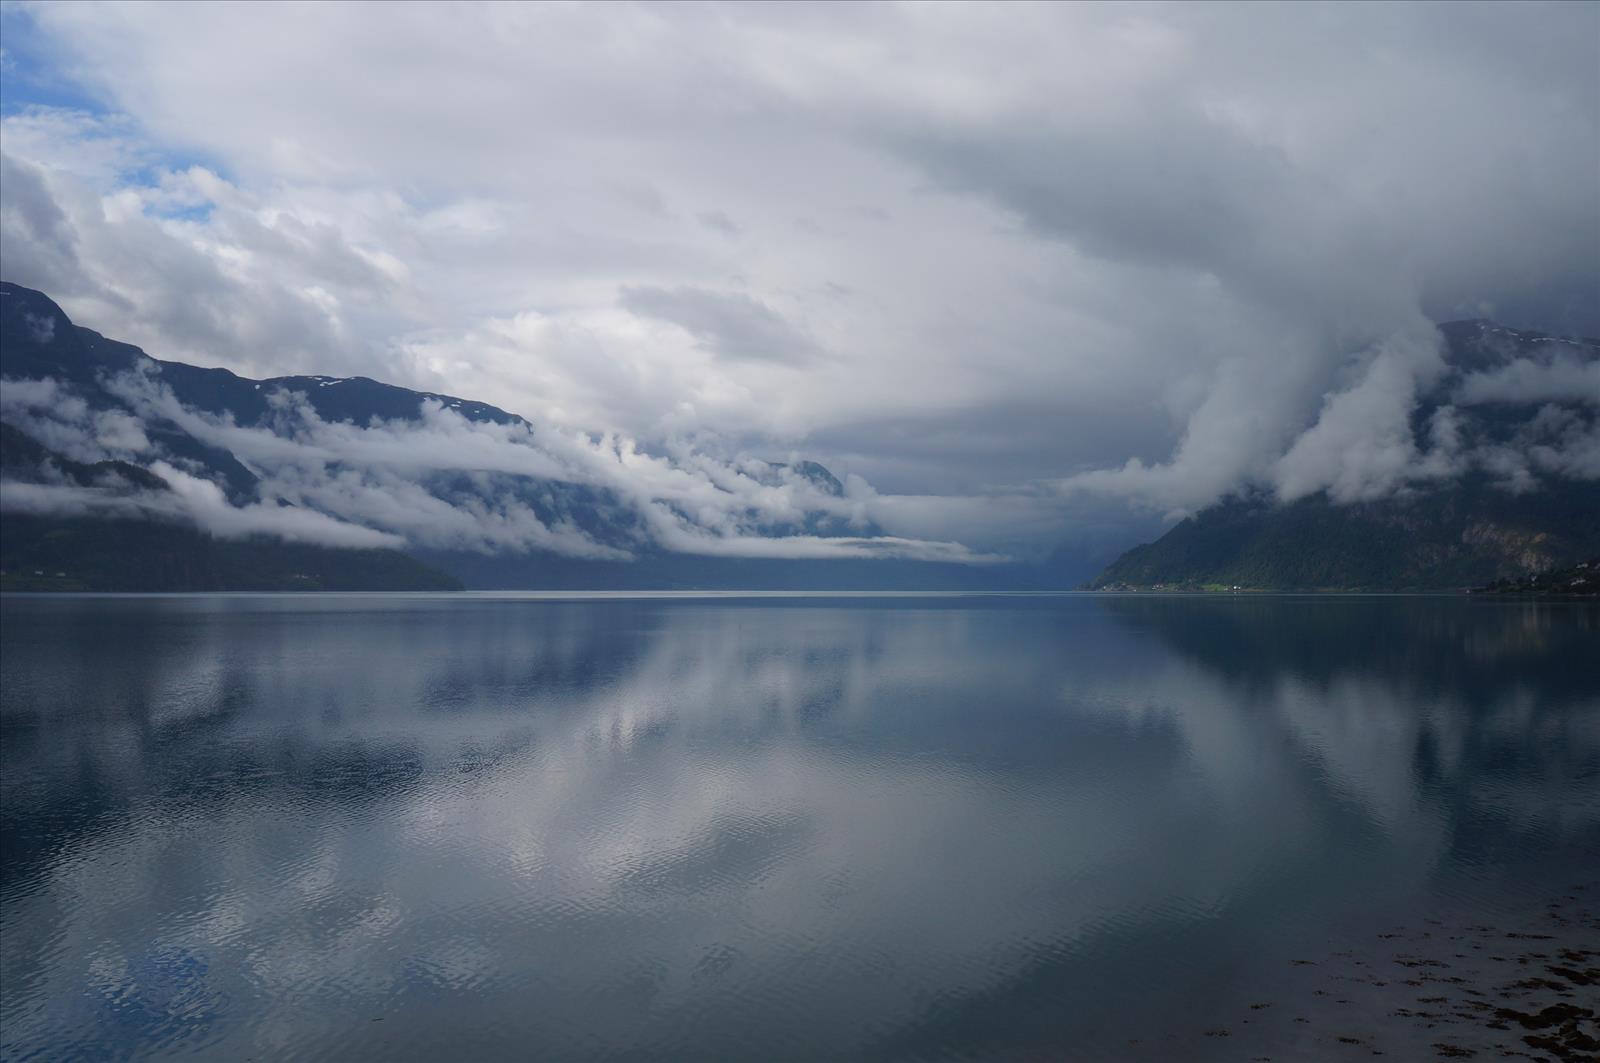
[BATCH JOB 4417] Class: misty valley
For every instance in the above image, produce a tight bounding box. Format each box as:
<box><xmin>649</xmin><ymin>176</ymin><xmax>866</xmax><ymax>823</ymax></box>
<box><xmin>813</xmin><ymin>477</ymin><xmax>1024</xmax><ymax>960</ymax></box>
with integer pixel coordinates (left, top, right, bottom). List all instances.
<box><xmin>2</xmin><ymin>283</ymin><xmax>1597</xmax><ymax>595</ymax></box>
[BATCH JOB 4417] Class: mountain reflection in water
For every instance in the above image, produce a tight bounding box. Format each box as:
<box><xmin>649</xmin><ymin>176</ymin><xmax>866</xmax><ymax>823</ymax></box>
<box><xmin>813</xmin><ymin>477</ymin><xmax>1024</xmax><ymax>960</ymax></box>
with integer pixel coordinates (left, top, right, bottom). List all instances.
<box><xmin>2</xmin><ymin>594</ymin><xmax>1596</xmax><ymax>1061</ymax></box>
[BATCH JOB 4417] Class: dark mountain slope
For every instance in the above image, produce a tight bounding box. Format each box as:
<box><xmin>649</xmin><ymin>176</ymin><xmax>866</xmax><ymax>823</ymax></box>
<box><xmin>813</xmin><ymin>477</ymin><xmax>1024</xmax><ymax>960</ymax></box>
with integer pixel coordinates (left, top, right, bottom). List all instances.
<box><xmin>1091</xmin><ymin>321</ymin><xmax>1600</xmax><ymax>591</ymax></box>
<box><xmin>2</xmin><ymin>282</ymin><xmax>520</xmax><ymax>502</ymax></box>
<box><xmin>0</xmin><ymin>514</ymin><xmax>462</xmax><ymax>592</ymax></box>
<box><xmin>0</xmin><ymin>421</ymin><xmax>460</xmax><ymax>591</ymax></box>
<box><xmin>1091</xmin><ymin>480</ymin><xmax>1600</xmax><ymax>591</ymax></box>
<box><xmin>1</xmin><ymin>420</ymin><xmax>167</xmax><ymax>492</ymax></box>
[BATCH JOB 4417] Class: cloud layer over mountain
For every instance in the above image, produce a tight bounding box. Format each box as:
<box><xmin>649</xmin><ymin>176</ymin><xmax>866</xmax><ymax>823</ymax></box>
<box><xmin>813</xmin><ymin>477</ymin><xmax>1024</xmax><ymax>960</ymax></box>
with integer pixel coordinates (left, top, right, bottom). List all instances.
<box><xmin>1</xmin><ymin>2</ymin><xmax>1595</xmax><ymax>556</ymax></box>
<box><xmin>0</xmin><ymin>320</ymin><xmax>1005</xmax><ymax>562</ymax></box>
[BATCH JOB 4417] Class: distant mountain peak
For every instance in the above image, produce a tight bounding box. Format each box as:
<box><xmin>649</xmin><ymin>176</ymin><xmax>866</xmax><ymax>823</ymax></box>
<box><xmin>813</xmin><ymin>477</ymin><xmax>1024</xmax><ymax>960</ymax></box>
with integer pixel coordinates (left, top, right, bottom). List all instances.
<box><xmin>767</xmin><ymin>459</ymin><xmax>845</xmax><ymax>497</ymax></box>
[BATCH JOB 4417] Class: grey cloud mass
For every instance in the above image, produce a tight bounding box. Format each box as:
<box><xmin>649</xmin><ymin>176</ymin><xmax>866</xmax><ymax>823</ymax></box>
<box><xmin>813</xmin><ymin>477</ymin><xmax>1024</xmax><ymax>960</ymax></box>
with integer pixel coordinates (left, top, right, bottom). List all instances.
<box><xmin>1</xmin><ymin>1</ymin><xmax>1595</xmax><ymax>557</ymax></box>
<box><xmin>1456</xmin><ymin>353</ymin><xmax>1600</xmax><ymax>407</ymax></box>
<box><xmin>618</xmin><ymin>286</ymin><xmax>820</xmax><ymax>365</ymax></box>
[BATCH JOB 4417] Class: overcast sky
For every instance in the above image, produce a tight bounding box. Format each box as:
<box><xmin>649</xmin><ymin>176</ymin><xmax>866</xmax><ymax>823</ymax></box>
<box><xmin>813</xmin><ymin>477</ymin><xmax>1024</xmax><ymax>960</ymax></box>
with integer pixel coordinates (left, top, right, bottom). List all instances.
<box><xmin>1</xmin><ymin>1</ymin><xmax>1596</xmax><ymax>559</ymax></box>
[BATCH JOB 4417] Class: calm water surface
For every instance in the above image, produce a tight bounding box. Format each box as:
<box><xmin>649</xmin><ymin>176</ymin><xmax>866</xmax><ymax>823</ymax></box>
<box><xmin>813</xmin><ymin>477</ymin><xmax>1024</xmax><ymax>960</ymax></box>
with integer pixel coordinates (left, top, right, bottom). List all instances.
<box><xmin>2</xmin><ymin>593</ymin><xmax>1596</xmax><ymax>1061</ymax></box>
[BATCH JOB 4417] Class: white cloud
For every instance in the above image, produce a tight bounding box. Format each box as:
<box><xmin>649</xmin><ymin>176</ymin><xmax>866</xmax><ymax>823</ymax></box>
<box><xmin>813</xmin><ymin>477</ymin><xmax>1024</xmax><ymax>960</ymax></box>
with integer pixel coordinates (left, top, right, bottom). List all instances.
<box><xmin>1456</xmin><ymin>355</ymin><xmax>1600</xmax><ymax>407</ymax></box>
<box><xmin>74</xmin><ymin>367</ymin><xmax>1010</xmax><ymax>561</ymax></box>
<box><xmin>0</xmin><ymin>2</ymin><xmax>1595</xmax><ymax>555</ymax></box>
<box><xmin>0</xmin><ymin>469</ymin><xmax>402</xmax><ymax>551</ymax></box>
<box><xmin>148</xmin><ymin>462</ymin><xmax>405</xmax><ymax>549</ymax></box>
<box><xmin>1272</xmin><ymin>323</ymin><xmax>1446</xmax><ymax>503</ymax></box>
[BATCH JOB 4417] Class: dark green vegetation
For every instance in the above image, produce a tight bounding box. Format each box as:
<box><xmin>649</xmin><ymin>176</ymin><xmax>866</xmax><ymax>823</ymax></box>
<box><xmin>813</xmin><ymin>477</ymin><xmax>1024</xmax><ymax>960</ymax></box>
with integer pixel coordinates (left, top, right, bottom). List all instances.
<box><xmin>0</xmin><ymin>514</ymin><xmax>461</xmax><ymax>592</ymax></box>
<box><xmin>1471</xmin><ymin>557</ymin><xmax>1599</xmax><ymax>597</ymax></box>
<box><xmin>1091</xmin><ymin>482</ymin><xmax>1600</xmax><ymax>591</ymax></box>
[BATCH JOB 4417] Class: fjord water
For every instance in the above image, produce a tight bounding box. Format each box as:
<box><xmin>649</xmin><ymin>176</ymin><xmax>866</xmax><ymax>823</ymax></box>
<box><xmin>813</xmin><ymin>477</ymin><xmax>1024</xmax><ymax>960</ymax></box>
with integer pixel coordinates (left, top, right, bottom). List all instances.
<box><xmin>1</xmin><ymin>594</ymin><xmax>1596</xmax><ymax>1061</ymax></box>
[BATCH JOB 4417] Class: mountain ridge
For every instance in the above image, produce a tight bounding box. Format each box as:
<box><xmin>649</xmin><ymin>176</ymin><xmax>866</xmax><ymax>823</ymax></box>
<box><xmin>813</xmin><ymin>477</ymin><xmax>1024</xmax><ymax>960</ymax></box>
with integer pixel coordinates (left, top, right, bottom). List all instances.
<box><xmin>1</xmin><ymin>281</ymin><xmax>1093</xmax><ymax>589</ymax></box>
<box><xmin>6</xmin><ymin>282</ymin><xmax>1594</xmax><ymax>592</ymax></box>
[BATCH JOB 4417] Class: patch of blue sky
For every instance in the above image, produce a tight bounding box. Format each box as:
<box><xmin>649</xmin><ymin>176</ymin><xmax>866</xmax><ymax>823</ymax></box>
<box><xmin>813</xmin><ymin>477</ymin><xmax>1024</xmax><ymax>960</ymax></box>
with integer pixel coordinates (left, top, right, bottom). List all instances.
<box><xmin>124</xmin><ymin>153</ymin><xmax>222</xmax><ymax>223</ymax></box>
<box><xmin>0</xmin><ymin>3</ymin><xmax>106</xmax><ymax>117</ymax></box>
<box><xmin>1</xmin><ymin>2</ymin><xmax>230</xmax><ymax>212</ymax></box>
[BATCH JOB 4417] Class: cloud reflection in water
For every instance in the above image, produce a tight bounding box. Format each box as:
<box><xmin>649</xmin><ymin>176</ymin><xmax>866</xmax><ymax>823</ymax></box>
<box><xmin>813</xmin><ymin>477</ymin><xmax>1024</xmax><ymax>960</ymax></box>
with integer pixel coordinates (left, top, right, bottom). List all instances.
<box><xmin>2</xmin><ymin>594</ymin><xmax>1596</xmax><ymax>1060</ymax></box>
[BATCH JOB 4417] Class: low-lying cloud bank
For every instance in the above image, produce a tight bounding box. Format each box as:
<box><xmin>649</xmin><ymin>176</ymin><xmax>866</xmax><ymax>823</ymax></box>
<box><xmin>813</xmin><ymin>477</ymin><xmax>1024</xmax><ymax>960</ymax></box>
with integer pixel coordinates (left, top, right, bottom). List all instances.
<box><xmin>1</xmin><ymin>365</ymin><xmax>1007</xmax><ymax>562</ymax></box>
<box><xmin>0</xmin><ymin>475</ymin><xmax>405</xmax><ymax>550</ymax></box>
<box><xmin>4</xmin><ymin>314</ymin><xmax>1596</xmax><ymax>561</ymax></box>
<box><xmin>1060</xmin><ymin>323</ymin><xmax>1600</xmax><ymax>516</ymax></box>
